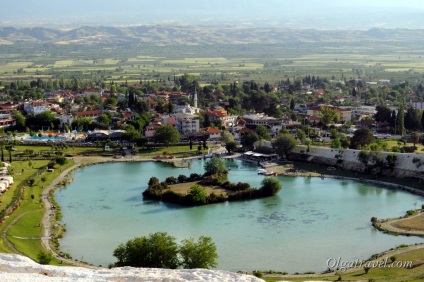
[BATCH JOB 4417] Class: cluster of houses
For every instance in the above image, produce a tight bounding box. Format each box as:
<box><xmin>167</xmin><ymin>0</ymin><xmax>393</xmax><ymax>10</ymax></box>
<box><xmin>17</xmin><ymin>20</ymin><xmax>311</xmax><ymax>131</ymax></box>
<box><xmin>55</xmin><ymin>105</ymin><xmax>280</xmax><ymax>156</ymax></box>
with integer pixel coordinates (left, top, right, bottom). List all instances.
<box><xmin>1</xmin><ymin>78</ymin><xmax>423</xmax><ymax>142</ymax></box>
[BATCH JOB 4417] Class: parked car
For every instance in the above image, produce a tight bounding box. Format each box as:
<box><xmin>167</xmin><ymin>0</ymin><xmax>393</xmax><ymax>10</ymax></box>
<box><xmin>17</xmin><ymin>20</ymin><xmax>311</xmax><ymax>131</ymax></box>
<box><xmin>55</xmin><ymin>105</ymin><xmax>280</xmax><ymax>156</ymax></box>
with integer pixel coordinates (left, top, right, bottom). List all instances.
<box><xmin>313</xmin><ymin>137</ymin><xmax>323</xmax><ymax>142</ymax></box>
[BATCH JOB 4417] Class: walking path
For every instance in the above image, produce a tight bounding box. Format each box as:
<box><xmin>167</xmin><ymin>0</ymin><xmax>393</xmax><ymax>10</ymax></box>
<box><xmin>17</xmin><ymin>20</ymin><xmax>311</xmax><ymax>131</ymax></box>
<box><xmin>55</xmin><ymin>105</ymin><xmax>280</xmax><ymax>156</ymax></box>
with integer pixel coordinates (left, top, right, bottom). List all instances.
<box><xmin>378</xmin><ymin>212</ymin><xmax>424</xmax><ymax>236</ymax></box>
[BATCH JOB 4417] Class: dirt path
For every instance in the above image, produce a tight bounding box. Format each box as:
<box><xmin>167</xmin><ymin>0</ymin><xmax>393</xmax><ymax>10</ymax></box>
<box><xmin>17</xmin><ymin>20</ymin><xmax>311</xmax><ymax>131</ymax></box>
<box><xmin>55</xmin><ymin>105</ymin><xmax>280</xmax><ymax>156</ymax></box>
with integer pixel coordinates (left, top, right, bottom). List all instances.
<box><xmin>39</xmin><ymin>162</ymin><xmax>95</xmax><ymax>267</ymax></box>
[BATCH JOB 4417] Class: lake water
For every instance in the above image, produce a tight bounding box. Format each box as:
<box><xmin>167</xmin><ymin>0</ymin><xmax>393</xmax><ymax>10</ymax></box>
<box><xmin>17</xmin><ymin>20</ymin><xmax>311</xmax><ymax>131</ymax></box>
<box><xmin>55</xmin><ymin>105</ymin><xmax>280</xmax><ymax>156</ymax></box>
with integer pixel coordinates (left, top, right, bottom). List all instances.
<box><xmin>55</xmin><ymin>159</ymin><xmax>423</xmax><ymax>272</ymax></box>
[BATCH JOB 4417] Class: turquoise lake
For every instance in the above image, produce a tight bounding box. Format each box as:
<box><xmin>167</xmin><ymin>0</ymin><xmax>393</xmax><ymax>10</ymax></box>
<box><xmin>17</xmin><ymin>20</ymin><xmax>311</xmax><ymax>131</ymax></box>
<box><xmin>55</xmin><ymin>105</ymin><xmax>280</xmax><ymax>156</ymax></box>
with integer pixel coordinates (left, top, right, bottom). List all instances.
<box><xmin>55</xmin><ymin>159</ymin><xmax>424</xmax><ymax>272</ymax></box>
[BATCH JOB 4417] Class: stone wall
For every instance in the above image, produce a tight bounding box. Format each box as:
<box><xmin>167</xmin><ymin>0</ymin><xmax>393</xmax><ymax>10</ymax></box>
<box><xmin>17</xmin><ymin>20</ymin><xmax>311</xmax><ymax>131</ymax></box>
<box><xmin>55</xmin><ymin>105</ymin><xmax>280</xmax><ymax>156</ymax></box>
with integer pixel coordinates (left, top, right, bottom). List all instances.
<box><xmin>291</xmin><ymin>145</ymin><xmax>424</xmax><ymax>180</ymax></box>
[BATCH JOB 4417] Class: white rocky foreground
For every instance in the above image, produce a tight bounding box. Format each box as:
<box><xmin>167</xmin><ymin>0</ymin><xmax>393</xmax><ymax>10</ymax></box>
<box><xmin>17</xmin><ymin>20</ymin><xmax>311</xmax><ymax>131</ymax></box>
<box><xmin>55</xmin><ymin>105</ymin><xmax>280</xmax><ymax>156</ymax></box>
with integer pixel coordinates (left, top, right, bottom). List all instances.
<box><xmin>0</xmin><ymin>254</ymin><xmax>264</xmax><ymax>282</ymax></box>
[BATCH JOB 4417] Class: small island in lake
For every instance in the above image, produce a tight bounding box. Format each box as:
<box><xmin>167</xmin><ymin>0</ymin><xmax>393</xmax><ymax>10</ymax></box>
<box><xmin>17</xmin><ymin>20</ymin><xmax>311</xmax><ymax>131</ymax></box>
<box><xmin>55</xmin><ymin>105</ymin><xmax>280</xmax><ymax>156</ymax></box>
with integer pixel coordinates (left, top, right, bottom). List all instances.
<box><xmin>142</xmin><ymin>158</ymin><xmax>282</xmax><ymax>206</ymax></box>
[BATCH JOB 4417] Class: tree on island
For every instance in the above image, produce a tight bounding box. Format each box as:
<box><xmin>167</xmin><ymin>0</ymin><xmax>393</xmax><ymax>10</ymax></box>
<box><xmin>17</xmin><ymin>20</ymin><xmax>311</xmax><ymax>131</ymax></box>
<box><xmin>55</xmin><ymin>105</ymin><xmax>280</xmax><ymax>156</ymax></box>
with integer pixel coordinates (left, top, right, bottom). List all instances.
<box><xmin>187</xmin><ymin>185</ymin><xmax>208</xmax><ymax>205</ymax></box>
<box><xmin>259</xmin><ymin>177</ymin><xmax>282</xmax><ymax>196</ymax></box>
<box><xmin>154</xmin><ymin>125</ymin><xmax>180</xmax><ymax>147</ymax></box>
<box><xmin>203</xmin><ymin>157</ymin><xmax>227</xmax><ymax>176</ymax></box>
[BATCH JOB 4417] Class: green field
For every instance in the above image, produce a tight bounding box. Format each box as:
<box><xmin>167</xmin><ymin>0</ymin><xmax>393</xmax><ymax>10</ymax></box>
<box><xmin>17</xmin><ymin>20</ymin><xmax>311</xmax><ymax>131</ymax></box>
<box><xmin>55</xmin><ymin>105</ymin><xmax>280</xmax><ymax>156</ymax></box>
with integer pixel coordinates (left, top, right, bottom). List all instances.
<box><xmin>2</xmin><ymin>42</ymin><xmax>424</xmax><ymax>84</ymax></box>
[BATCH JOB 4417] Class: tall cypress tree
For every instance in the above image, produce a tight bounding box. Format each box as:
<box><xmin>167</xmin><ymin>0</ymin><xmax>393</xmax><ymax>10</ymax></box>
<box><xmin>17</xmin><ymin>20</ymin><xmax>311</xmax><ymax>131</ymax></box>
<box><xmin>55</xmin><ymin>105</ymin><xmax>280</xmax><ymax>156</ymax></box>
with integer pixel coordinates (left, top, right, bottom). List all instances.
<box><xmin>421</xmin><ymin>110</ymin><xmax>424</xmax><ymax>130</ymax></box>
<box><xmin>290</xmin><ymin>98</ymin><xmax>295</xmax><ymax>110</ymax></box>
<box><xmin>396</xmin><ymin>103</ymin><xmax>405</xmax><ymax>136</ymax></box>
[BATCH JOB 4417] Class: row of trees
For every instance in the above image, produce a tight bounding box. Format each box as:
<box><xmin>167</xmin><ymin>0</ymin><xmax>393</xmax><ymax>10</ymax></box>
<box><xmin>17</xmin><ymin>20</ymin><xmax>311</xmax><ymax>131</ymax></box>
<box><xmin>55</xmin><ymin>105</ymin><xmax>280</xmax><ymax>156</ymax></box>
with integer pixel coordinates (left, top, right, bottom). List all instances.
<box><xmin>113</xmin><ymin>232</ymin><xmax>218</xmax><ymax>269</ymax></box>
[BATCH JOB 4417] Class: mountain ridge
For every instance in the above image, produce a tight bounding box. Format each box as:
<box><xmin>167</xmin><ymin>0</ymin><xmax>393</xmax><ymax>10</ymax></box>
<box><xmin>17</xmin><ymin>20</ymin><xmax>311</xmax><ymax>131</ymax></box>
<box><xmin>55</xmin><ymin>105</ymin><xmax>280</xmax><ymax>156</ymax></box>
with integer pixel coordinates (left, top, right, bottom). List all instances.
<box><xmin>1</xmin><ymin>25</ymin><xmax>424</xmax><ymax>45</ymax></box>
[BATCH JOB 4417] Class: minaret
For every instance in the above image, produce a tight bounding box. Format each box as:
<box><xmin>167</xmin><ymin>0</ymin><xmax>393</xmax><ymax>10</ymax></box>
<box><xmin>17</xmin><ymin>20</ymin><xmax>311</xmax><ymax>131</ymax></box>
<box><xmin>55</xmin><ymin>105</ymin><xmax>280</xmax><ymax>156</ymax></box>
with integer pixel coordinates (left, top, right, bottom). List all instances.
<box><xmin>193</xmin><ymin>88</ymin><xmax>198</xmax><ymax>108</ymax></box>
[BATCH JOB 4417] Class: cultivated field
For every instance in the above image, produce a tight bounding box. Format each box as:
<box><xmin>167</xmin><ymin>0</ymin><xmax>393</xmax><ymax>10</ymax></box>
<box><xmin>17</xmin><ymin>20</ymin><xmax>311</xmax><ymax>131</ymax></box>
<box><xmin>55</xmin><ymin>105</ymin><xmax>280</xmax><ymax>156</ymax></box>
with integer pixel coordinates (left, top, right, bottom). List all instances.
<box><xmin>2</xmin><ymin>42</ymin><xmax>424</xmax><ymax>84</ymax></box>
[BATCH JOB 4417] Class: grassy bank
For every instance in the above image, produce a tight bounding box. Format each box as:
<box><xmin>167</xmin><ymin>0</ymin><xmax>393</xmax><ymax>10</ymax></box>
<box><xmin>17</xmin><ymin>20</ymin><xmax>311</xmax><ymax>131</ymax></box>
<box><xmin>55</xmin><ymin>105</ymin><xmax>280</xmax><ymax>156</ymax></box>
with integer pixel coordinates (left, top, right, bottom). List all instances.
<box><xmin>0</xmin><ymin>159</ymin><xmax>74</xmax><ymax>265</ymax></box>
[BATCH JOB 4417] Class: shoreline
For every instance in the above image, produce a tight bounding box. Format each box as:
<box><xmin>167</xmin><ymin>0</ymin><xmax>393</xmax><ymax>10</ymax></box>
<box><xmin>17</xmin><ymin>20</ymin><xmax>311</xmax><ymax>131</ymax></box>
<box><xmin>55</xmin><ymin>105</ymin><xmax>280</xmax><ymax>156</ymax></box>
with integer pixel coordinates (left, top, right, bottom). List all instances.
<box><xmin>42</xmin><ymin>155</ymin><xmax>424</xmax><ymax>275</ymax></box>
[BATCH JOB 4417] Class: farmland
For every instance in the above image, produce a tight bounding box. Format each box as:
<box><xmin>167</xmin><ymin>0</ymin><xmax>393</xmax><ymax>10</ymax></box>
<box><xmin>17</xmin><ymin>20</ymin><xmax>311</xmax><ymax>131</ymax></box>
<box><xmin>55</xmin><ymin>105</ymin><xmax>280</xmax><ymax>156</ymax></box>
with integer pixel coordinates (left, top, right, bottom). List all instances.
<box><xmin>1</xmin><ymin>40</ymin><xmax>424</xmax><ymax>85</ymax></box>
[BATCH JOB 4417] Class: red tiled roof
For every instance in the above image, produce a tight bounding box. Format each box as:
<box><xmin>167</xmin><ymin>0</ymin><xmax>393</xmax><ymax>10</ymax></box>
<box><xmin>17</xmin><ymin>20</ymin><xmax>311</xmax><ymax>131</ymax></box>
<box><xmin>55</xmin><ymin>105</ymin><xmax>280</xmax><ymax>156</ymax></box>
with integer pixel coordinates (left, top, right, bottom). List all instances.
<box><xmin>203</xmin><ymin>127</ymin><xmax>221</xmax><ymax>134</ymax></box>
<box><xmin>75</xmin><ymin>110</ymin><xmax>101</xmax><ymax>116</ymax></box>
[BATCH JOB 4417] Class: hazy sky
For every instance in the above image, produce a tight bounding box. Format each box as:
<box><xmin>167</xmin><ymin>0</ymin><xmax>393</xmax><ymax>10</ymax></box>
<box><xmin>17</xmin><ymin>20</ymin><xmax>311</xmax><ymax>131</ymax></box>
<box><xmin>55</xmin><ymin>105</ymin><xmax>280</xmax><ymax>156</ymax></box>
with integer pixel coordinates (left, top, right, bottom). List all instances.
<box><xmin>1</xmin><ymin>0</ymin><xmax>424</xmax><ymax>29</ymax></box>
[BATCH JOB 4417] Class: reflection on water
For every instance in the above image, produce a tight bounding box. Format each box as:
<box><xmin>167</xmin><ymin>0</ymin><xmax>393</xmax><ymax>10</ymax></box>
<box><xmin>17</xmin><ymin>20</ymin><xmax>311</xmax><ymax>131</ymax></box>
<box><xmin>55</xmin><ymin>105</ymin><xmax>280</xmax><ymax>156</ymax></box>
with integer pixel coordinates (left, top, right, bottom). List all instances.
<box><xmin>55</xmin><ymin>159</ymin><xmax>423</xmax><ymax>272</ymax></box>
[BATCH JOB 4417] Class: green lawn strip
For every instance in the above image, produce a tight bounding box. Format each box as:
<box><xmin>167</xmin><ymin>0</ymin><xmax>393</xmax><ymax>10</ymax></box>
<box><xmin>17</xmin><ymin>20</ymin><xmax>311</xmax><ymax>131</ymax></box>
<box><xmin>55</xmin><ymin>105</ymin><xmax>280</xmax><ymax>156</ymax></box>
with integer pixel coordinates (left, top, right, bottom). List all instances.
<box><xmin>138</xmin><ymin>145</ymin><xmax>208</xmax><ymax>158</ymax></box>
<box><xmin>12</xmin><ymin>145</ymin><xmax>106</xmax><ymax>157</ymax></box>
<box><xmin>0</xmin><ymin>159</ymin><xmax>74</xmax><ymax>265</ymax></box>
<box><xmin>8</xmin><ymin>210</ymin><xmax>43</xmax><ymax>238</ymax></box>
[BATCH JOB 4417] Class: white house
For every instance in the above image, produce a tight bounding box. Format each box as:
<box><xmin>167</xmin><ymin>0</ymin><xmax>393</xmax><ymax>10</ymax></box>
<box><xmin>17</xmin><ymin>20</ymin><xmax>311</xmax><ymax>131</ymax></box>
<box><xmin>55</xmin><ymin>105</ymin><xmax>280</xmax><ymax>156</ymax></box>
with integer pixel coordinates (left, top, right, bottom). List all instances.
<box><xmin>24</xmin><ymin>101</ymin><xmax>47</xmax><ymax>115</ymax></box>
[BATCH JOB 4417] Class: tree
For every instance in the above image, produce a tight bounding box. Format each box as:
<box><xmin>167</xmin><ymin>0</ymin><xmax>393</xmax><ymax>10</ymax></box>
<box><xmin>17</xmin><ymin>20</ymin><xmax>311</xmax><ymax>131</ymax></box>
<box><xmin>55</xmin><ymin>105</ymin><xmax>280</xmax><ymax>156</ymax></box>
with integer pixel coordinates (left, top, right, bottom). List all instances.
<box><xmin>154</xmin><ymin>125</ymin><xmax>180</xmax><ymax>146</ymax></box>
<box><xmin>331</xmin><ymin>138</ymin><xmax>342</xmax><ymax>148</ymax></box>
<box><xmin>374</xmin><ymin>105</ymin><xmax>392</xmax><ymax>123</ymax></box>
<box><xmin>203</xmin><ymin>157</ymin><xmax>226</xmax><ymax>176</ymax></box>
<box><xmin>113</xmin><ymin>232</ymin><xmax>179</xmax><ymax>268</ymax></box>
<box><xmin>386</xmin><ymin>154</ymin><xmax>398</xmax><ymax>169</ymax></box>
<box><xmin>272</xmin><ymin>134</ymin><xmax>297</xmax><ymax>159</ymax></box>
<box><xmin>96</xmin><ymin>113</ymin><xmax>111</xmax><ymax>129</ymax></box>
<box><xmin>396</xmin><ymin>103</ymin><xmax>405</xmax><ymax>136</ymax></box>
<box><xmin>123</xmin><ymin>125</ymin><xmax>141</xmax><ymax>142</ymax></box>
<box><xmin>349</xmin><ymin>128</ymin><xmax>375</xmax><ymax>149</ymax></box>
<box><xmin>37</xmin><ymin>251</ymin><xmax>52</xmax><ymax>265</ymax></box>
<box><xmin>179</xmin><ymin>236</ymin><xmax>218</xmax><ymax>269</ymax></box>
<box><xmin>318</xmin><ymin>106</ymin><xmax>339</xmax><ymax>126</ymax></box>
<box><xmin>255</xmin><ymin>125</ymin><xmax>271</xmax><ymax>140</ymax></box>
<box><xmin>289</xmin><ymin>98</ymin><xmax>295</xmax><ymax>110</ymax></box>
<box><xmin>411</xmin><ymin>132</ymin><xmax>420</xmax><ymax>148</ymax></box>
<box><xmin>357</xmin><ymin>151</ymin><xmax>371</xmax><ymax>166</ymax></box>
<box><xmin>187</xmin><ymin>185</ymin><xmax>208</xmax><ymax>205</ymax></box>
<box><xmin>240</xmin><ymin>132</ymin><xmax>259</xmax><ymax>148</ymax></box>
<box><xmin>221</xmin><ymin>130</ymin><xmax>234</xmax><ymax>144</ymax></box>
<box><xmin>421</xmin><ymin>111</ymin><xmax>424</xmax><ymax>129</ymax></box>
<box><xmin>404</xmin><ymin>108</ymin><xmax>421</xmax><ymax>131</ymax></box>
<box><xmin>12</xmin><ymin>110</ymin><xmax>25</xmax><ymax>129</ymax></box>
<box><xmin>148</xmin><ymin>176</ymin><xmax>159</xmax><ymax>186</ymax></box>
<box><xmin>225</xmin><ymin>141</ymin><xmax>237</xmax><ymax>154</ymax></box>
<box><xmin>296</xmin><ymin>129</ymin><xmax>306</xmax><ymax>144</ymax></box>
<box><xmin>55</xmin><ymin>156</ymin><xmax>68</xmax><ymax>165</ymax></box>
<box><xmin>259</xmin><ymin>177</ymin><xmax>282</xmax><ymax>196</ymax></box>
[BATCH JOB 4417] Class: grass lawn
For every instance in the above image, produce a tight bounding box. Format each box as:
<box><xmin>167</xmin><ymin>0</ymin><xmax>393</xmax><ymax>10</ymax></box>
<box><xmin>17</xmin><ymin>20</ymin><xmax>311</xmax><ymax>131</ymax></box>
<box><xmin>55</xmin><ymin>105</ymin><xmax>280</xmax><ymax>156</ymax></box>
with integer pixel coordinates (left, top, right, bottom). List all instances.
<box><xmin>169</xmin><ymin>181</ymin><xmax>230</xmax><ymax>196</ymax></box>
<box><xmin>138</xmin><ymin>145</ymin><xmax>208</xmax><ymax>158</ymax></box>
<box><xmin>385</xmin><ymin>140</ymin><xmax>424</xmax><ymax>154</ymax></box>
<box><xmin>0</xmin><ymin>158</ymin><xmax>74</xmax><ymax>265</ymax></box>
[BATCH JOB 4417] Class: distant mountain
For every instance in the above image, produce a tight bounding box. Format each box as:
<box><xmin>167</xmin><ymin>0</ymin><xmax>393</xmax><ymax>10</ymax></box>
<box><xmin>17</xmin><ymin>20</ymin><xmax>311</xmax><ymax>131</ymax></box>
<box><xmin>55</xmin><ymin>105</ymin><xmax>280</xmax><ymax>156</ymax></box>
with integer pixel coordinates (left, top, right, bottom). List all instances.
<box><xmin>1</xmin><ymin>25</ymin><xmax>424</xmax><ymax>45</ymax></box>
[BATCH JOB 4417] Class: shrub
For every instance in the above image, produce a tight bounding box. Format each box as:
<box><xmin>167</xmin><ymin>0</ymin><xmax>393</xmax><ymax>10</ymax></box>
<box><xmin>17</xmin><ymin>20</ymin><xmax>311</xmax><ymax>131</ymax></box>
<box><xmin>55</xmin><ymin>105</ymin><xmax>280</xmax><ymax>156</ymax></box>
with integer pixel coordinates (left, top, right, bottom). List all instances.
<box><xmin>188</xmin><ymin>173</ymin><xmax>201</xmax><ymax>181</ymax></box>
<box><xmin>186</xmin><ymin>185</ymin><xmax>208</xmax><ymax>205</ymax></box>
<box><xmin>37</xmin><ymin>251</ymin><xmax>52</xmax><ymax>265</ymax></box>
<box><xmin>148</xmin><ymin>176</ymin><xmax>159</xmax><ymax>186</ymax></box>
<box><xmin>177</xmin><ymin>174</ymin><xmax>188</xmax><ymax>183</ymax></box>
<box><xmin>55</xmin><ymin>156</ymin><xmax>68</xmax><ymax>165</ymax></box>
<box><xmin>165</xmin><ymin>176</ymin><xmax>177</xmax><ymax>184</ymax></box>
<box><xmin>253</xmin><ymin>271</ymin><xmax>263</xmax><ymax>278</ymax></box>
<box><xmin>259</xmin><ymin>177</ymin><xmax>282</xmax><ymax>196</ymax></box>
<box><xmin>179</xmin><ymin>236</ymin><xmax>218</xmax><ymax>269</ymax></box>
